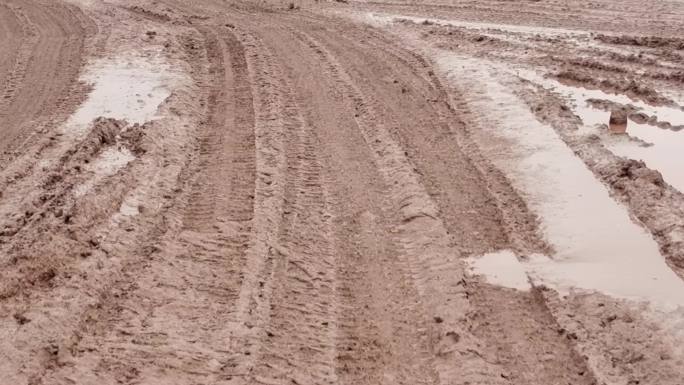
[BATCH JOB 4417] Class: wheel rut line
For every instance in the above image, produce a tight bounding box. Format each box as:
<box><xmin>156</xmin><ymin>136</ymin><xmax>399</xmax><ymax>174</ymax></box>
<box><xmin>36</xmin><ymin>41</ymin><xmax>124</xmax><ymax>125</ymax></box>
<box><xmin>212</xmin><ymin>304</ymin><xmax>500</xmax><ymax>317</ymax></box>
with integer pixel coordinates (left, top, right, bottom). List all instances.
<box><xmin>329</xmin><ymin>24</ymin><xmax>599</xmax><ymax>382</ymax></box>
<box><xmin>18</xmin><ymin>21</ymin><xmax>248</xmax><ymax>384</ymax></box>
<box><xmin>203</xmin><ymin>25</ymin><xmax>343</xmax><ymax>385</ymax></box>
<box><xmin>251</xmin><ymin>49</ymin><xmax>340</xmax><ymax>385</ymax></box>
<box><xmin>215</xmin><ymin>29</ymin><xmax>294</xmax><ymax>384</ymax></box>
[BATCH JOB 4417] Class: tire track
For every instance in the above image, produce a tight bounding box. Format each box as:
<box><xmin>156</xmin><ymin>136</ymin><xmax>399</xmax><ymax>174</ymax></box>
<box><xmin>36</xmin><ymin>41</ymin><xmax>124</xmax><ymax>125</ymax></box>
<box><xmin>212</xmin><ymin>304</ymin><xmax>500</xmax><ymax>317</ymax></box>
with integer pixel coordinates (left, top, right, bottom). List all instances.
<box><xmin>0</xmin><ymin>2</ymin><xmax>20</xmax><ymax>72</ymax></box>
<box><xmin>205</xmin><ymin>27</ymin><xmax>342</xmax><ymax>385</ymax></box>
<box><xmin>247</xmin><ymin>64</ymin><xmax>339</xmax><ymax>385</ymax></box>
<box><xmin>289</xmin><ymin>29</ymin><xmax>510</xmax><ymax>385</ymax></box>
<box><xmin>0</xmin><ymin>0</ymin><xmax>90</xmax><ymax>160</ymax></box>
<box><xmin>35</xmin><ymin>23</ymin><xmax>260</xmax><ymax>385</ymax></box>
<box><xmin>307</xmin><ymin>21</ymin><xmax>601</xmax><ymax>384</ymax></box>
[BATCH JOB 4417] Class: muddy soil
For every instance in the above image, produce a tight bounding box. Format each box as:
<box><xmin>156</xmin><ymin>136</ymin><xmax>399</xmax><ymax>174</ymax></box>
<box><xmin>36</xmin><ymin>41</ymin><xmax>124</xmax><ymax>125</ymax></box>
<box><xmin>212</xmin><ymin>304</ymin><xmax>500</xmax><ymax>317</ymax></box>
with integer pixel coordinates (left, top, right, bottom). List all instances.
<box><xmin>1</xmin><ymin>1</ymin><xmax>684</xmax><ymax>384</ymax></box>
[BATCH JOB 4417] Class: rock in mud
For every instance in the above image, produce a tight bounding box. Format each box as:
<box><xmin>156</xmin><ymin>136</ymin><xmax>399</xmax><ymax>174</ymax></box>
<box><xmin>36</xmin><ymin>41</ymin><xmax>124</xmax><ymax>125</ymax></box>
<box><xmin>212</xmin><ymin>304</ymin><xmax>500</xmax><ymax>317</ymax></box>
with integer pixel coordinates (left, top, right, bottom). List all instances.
<box><xmin>609</xmin><ymin>109</ymin><xmax>628</xmax><ymax>134</ymax></box>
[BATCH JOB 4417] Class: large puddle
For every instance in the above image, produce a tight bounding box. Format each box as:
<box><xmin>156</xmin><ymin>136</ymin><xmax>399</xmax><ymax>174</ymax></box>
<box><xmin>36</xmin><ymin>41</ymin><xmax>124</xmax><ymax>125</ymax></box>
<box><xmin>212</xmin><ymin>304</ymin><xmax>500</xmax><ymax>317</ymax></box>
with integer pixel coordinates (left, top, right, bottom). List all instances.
<box><xmin>436</xmin><ymin>51</ymin><xmax>684</xmax><ymax>310</ymax></box>
<box><xmin>63</xmin><ymin>54</ymin><xmax>173</xmax><ymax>138</ymax></box>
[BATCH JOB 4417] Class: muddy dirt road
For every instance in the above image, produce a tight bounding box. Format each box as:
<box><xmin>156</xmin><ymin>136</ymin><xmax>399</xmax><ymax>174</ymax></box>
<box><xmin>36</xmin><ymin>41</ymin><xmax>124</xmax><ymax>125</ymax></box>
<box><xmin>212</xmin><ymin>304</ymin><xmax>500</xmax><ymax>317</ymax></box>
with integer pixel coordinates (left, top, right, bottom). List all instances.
<box><xmin>1</xmin><ymin>0</ymin><xmax>684</xmax><ymax>384</ymax></box>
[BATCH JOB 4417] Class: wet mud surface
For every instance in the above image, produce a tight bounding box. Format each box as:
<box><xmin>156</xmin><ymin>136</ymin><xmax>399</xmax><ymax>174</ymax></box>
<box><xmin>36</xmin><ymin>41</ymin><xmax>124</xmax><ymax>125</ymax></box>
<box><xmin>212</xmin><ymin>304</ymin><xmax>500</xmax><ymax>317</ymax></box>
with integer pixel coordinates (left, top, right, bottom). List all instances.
<box><xmin>1</xmin><ymin>0</ymin><xmax>684</xmax><ymax>384</ymax></box>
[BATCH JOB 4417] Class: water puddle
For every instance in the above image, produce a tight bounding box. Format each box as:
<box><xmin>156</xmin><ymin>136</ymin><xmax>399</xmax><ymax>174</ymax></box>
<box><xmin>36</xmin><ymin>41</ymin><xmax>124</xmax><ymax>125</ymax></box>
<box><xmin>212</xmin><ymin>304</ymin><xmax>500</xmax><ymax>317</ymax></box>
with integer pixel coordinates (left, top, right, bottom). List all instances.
<box><xmin>466</xmin><ymin>251</ymin><xmax>531</xmax><ymax>291</ymax></box>
<box><xmin>510</xmin><ymin>69</ymin><xmax>684</xmax><ymax>192</ymax></box>
<box><xmin>436</xmin><ymin>51</ymin><xmax>684</xmax><ymax>310</ymax></box>
<box><xmin>63</xmin><ymin>54</ymin><xmax>174</xmax><ymax>138</ymax></box>
<box><xmin>438</xmin><ymin>52</ymin><xmax>684</xmax><ymax>193</ymax></box>
<box><xmin>64</xmin><ymin>53</ymin><xmax>180</xmax><ymax>200</ymax></box>
<box><xmin>515</xmin><ymin>70</ymin><xmax>684</xmax><ymax>128</ymax></box>
<box><xmin>606</xmin><ymin>123</ymin><xmax>684</xmax><ymax>192</ymax></box>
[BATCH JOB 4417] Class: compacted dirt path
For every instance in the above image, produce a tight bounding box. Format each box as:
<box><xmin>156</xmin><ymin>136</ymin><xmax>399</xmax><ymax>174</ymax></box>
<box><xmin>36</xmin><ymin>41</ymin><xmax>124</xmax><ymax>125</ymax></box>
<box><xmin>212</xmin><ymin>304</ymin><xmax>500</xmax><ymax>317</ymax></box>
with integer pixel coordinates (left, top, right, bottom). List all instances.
<box><xmin>1</xmin><ymin>1</ymin><xmax>684</xmax><ymax>384</ymax></box>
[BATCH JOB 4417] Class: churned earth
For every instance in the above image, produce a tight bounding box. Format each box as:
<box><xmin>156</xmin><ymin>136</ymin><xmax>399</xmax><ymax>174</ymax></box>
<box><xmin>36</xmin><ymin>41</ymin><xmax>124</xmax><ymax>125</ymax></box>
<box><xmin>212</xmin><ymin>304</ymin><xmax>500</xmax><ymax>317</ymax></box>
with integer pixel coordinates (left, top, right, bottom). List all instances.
<box><xmin>1</xmin><ymin>0</ymin><xmax>684</xmax><ymax>384</ymax></box>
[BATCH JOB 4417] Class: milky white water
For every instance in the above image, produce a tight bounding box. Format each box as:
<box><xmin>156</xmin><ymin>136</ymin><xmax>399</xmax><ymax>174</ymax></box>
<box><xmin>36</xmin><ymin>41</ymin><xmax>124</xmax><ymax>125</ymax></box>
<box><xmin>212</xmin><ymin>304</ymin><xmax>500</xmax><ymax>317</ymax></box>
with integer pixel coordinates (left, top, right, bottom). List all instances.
<box><xmin>436</xmin><ymin>51</ymin><xmax>684</xmax><ymax>310</ymax></box>
<box><xmin>466</xmin><ymin>251</ymin><xmax>531</xmax><ymax>291</ymax></box>
<box><xmin>514</xmin><ymin>70</ymin><xmax>684</xmax><ymax>129</ymax></box>
<box><xmin>606</xmin><ymin>123</ymin><xmax>684</xmax><ymax>192</ymax></box>
<box><xmin>65</xmin><ymin>53</ymin><xmax>180</xmax><ymax>198</ymax></box>
<box><xmin>429</xmin><ymin>50</ymin><xmax>684</xmax><ymax>194</ymax></box>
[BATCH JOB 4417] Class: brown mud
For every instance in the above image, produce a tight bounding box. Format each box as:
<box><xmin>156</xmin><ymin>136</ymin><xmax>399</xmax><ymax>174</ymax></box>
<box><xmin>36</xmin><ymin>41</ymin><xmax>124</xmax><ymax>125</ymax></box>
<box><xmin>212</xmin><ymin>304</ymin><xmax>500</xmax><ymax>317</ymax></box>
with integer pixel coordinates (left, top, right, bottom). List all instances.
<box><xmin>1</xmin><ymin>1</ymin><xmax>684</xmax><ymax>384</ymax></box>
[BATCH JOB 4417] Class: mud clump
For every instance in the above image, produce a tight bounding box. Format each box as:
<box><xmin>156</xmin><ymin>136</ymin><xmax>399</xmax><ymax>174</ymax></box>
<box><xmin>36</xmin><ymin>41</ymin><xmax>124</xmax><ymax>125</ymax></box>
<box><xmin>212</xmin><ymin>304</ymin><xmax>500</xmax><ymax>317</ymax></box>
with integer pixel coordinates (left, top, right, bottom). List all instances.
<box><xmin>90</xmin><ymin>117</ymin><xmax>123</xmax><ymax>146</ymax></box>
<box><xmin>611</xmin><ymin>159</ymin><xmax>665</xmax><ymax>189</ymax></box>
<box><xmin>563</xmin><ymin>57</ymin><xmax>627</xmax><ymax>74</ymax></box>
<box><xmin>648</xmin><ymin>70</ymin><xmax>684</xmax><ymax>84</ymax></box>
<box><xmin>609</xmin><ymin>110</ymin><xmax>628</xmax><ymax>134</ymax></box>
<box><xmin>120</xmin><ymin>123</ymin><xmax>149</xmax><ymax>155</ymax></box>
<box><xmin>587</xmin><ymin>99</ymin><xmax>681</xmax><ymax>130</ymax></box>
<box><xmin>556</xmin><ymin>69</ymin><xmax>592</xmax><ymax>84</ymax></box>
<box><xmin>595</xmin><ymin>34</ymin><xmax>684</xmax><ymax>50</ymax></box>
<box><xmin>73</xmin><ymin>117</ymin><xmax>126</xmax><ymax>159</ymax></box>
<box><xmin>127</xmin><ymin>6</ymin><xmax>172</xmax><ymax>22</ymax></box>
<box><xmin>628</xmin><ymin>112</ymin><xmax>649</xmax><ymax>124</ymax></box>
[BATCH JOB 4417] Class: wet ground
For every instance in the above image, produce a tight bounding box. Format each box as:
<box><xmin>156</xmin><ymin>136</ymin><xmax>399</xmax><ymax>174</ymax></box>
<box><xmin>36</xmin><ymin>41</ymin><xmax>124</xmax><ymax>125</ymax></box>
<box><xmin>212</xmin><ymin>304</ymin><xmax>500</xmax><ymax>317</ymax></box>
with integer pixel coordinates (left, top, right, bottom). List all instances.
<box><xmin>1</xmin><ymin>1</ymin><xmax>684</xmax><ymax>384</ymax></box>
<box><xmin>437</xmin><ymin>50</ymin><xmax>684</xmax><ymax>308</ymax></box>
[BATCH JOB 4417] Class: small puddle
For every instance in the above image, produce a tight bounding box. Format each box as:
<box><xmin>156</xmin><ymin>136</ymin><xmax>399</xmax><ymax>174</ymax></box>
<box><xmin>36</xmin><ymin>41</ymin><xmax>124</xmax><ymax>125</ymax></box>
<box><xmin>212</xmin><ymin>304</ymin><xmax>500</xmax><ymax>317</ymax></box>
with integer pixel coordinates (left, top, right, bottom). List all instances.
<box><xmin>63</xmin><ymin>54</ymin><xmax>174</xmax><ymax>138</ymax></box>
<box><xmin>466</xmin><ymin>251</ymin><xmax>531</xmax><ymax>291</ymax></box>
<box><xmin>606</xmin><ymin>123</ymin><xmax>684</xmax><ymax>192</ymax></box>
<box><xmin>436</xmin><ymin>51</ymin><xmax>684</xmax><ymax>310</ymax></box>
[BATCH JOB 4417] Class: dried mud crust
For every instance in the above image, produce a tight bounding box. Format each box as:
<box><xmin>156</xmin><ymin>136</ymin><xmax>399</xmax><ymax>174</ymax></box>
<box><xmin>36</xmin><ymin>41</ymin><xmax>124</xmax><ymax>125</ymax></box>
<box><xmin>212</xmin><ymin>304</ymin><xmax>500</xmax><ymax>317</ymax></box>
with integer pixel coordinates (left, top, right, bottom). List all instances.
<box><xmin>0</xmin><ymin>0</ymin><xmax>683</xmax><ymax>384</ymax></box>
